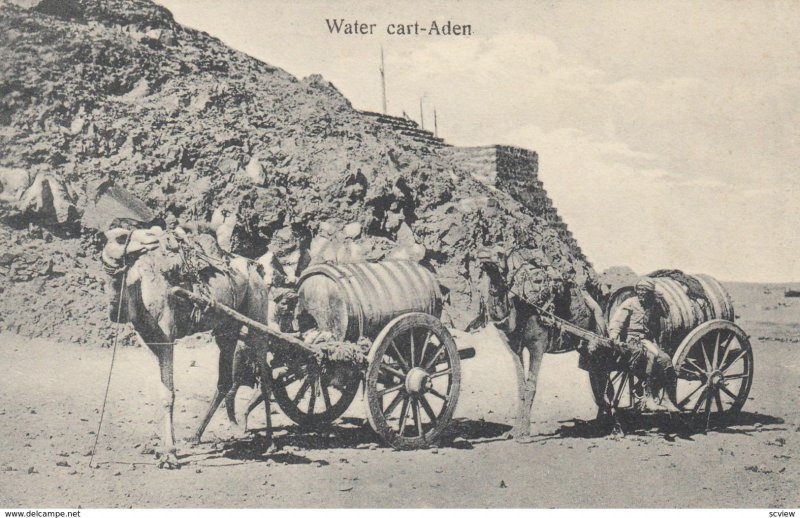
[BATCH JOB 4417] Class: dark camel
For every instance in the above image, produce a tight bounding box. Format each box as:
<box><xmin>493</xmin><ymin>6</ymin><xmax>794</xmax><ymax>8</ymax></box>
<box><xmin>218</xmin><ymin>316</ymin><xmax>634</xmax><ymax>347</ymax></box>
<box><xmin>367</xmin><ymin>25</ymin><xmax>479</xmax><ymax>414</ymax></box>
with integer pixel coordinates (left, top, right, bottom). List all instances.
<box><xmin>475</xmin><ymin>251</ymin><xmax>616</xmax><ymax>440</ymax></box>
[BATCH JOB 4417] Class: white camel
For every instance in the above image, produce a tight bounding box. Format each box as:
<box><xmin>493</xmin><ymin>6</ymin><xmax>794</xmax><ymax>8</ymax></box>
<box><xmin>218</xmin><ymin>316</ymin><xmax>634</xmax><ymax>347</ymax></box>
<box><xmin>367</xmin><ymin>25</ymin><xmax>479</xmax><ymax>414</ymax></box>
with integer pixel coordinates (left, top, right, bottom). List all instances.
<box><xmin>102</xmin><ymin>226</ymin><xmax>272</xmax><ymax>468</ymax></box>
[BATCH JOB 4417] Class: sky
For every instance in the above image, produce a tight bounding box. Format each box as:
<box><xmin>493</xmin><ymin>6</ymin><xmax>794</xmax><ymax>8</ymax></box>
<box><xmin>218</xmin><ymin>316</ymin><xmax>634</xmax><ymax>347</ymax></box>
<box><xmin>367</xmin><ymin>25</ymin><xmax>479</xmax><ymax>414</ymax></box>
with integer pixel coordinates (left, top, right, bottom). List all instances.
<box><xmin>156</xmin><ymin>0</ymin><xmax>800</xmax><ymax>282</ymax></box>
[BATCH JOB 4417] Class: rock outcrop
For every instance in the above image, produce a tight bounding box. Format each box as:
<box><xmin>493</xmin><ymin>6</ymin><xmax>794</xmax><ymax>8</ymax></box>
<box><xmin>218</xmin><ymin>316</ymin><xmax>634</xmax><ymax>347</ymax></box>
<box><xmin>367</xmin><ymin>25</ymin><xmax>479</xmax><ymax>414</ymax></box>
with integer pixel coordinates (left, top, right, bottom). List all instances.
<box><xmin>0</xmin><ymin>0</ymin><xmax>596</xmax><ymax>341</ymax></box>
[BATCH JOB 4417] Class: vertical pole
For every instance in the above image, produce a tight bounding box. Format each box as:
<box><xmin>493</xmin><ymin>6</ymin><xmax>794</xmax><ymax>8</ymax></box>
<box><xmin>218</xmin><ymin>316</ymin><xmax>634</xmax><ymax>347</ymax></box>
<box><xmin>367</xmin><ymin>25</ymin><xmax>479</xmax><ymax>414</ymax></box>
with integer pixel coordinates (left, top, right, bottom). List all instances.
<box><xmin>434</xmin><ymin>106</ymin><xmax>438</xmax><ymax>138</ymax></box>
<box><xmin>380</xmin><ymin>46</ymin><xmax>387</xmax><ymax>114</ymax></box>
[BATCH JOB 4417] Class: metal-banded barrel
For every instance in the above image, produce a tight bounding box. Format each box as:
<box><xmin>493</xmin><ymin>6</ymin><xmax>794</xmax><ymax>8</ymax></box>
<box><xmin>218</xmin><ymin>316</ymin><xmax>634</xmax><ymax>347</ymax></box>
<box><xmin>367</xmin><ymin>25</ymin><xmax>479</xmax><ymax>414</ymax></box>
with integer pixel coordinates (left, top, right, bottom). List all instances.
<box><xmin>692</xmin><ymin>273</ymin><xmax>734</xmax><ymax>321</ymax></box>
<box><xmin>296</xmin><ymin>261</ymin><xmax>442</xmax><ymax>341</ymax></box>
<box><xmin>606</xmin><ymin>272</ymin><xmax>735</xmax><ymax>355</ymax></box>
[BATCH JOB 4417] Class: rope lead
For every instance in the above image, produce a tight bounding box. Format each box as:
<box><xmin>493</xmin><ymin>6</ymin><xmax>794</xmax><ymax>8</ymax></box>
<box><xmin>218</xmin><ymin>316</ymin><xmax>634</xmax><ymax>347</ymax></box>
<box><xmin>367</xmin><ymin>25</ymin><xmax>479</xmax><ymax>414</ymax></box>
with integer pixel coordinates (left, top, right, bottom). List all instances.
<box><xmin>89</xmin><ymin>271</ymin><xmax>127</xmax><ymax>469</ymax></box>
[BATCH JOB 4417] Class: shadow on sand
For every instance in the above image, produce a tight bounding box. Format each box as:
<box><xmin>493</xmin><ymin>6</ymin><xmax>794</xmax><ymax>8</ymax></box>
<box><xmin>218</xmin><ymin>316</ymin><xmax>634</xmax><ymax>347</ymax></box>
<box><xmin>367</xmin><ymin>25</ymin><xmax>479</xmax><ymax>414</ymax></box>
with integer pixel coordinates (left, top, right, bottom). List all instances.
<box><xmin>181</xmin><ymin>417</ymin><xmax>513</xmax><ymax>465</ymax></box>
<box><xmin>553</xmin><ymin>410</ymin><xmax>785</xmax><ymax>442</ymax></box>
<box><xmin>178</xmin><ymin>411</ymin><xmax>784</xmax><ymax>466</ymax></box>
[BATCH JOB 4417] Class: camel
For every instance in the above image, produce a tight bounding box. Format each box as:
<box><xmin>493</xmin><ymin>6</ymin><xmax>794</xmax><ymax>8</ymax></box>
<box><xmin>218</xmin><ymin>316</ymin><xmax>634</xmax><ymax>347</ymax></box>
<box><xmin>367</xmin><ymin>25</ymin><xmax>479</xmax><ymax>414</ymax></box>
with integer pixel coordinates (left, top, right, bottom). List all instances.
<box><xmin>473</xmin><ymin>248</ymin><xmax>615</xmax><ymax>441</ymax></box>
<box><xmin>102</xmin><ymin>225</ymin><xmax>273</xmax><ymax>468</ymax></box>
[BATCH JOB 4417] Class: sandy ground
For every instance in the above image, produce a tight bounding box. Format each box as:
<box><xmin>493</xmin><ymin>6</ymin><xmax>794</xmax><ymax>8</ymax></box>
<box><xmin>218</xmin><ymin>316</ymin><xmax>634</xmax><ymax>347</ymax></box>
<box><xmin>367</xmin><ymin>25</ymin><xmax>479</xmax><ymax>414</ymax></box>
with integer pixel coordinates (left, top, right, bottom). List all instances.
<box><xmin>1</xmin><ymin>290</ymin><xmax>799</xmax><ymax>508</ymax></box>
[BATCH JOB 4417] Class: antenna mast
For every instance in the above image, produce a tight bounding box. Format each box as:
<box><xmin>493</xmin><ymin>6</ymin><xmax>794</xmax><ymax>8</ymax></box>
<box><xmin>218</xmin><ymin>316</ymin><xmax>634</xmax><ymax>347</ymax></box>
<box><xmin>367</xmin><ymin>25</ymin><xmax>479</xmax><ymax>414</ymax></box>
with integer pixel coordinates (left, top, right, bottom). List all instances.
<box><xmin>380</xmin><ymin>47</ymin><xmax>387</xmax><ymax>114</ymax></box>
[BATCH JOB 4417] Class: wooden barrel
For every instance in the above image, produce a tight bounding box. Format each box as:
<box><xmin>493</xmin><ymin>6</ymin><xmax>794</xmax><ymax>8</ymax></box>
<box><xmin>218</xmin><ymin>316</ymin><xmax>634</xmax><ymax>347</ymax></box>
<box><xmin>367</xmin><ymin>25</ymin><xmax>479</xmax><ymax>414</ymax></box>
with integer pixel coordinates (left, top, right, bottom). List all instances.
<box><xmin>605</xmin><ymin>272</ymin><xmax>735</xmax><ymax>355</ymax></box>
<box><xmin>296</xmin><ymin>261</ymin><xmax>442</xmax><ymax>341</ymax></box>
<box><xmin>693</xmin><ymin>273</ymin><xmax>735</xmax><ymax>321</ymax></box>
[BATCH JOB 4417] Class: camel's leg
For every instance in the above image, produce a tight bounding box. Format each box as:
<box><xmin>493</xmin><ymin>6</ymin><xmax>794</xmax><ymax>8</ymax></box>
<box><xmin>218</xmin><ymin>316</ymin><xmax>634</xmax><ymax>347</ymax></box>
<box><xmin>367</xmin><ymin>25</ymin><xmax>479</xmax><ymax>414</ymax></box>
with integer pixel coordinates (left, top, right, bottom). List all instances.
<box><xmin>581</xmin><ymin>290</ymin><xmax>608</xmax><ymax>336</ymax></box>
<box><xmin>659</xmin><ymin>380</ymin><xmax>682</xmax><ymax>414</ymax></box>
<box><xmin>225</xmin><ymin>340</ymin><xmax>252</xmax><ymax>426</ymax></box>
<box><xmin>223</xmin><ymin>384</ymin><xmax>240</xmax><ymax>426</ymax></box>
<box><xmin>590</xmin><ymin>370</ymin><xmax>623</xmax><ymax>436</ymax></box>
<box><xmin>242</xmin><ymin>390</ymin><xmax>264</xmax><ymax>433</ymax></box>
<box><xmin>147</xmin><ymin>341</ymin><xmax>180</xmax><ymax>469</ymax></box>
<box><xmin>514</xmin><ymin>342</ymin><xmax>546</xmax><ymax>442</ymax></box>
<box><xmin>258</xmin><ymin>348</ymin><xmax>275</xmax><ymax>452</ymax></box>
<box><xmin>494</xmin><ymin>329</ymin><xmax>527</xmax><ymax>440</ymax></box>
<box><xmin>589</xmin><ymin>370</ymin><xmax>613</xmax><ymax>420</ymax></box>
<box><xmin>191</xmin><ymin>327</ymin><xmax>240</xmax><ymax>444</ymax></box>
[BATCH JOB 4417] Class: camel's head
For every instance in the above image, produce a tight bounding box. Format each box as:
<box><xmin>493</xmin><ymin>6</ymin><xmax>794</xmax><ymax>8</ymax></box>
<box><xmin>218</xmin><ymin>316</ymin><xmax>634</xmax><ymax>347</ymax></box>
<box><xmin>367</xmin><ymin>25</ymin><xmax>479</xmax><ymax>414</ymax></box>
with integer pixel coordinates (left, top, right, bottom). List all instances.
<box><xmin>471</xmin><ymin>246</ymin><xmax>517</xmax><ymax>328</ymax></box>
<box><xmin>101</xmin><ymin>225</ymin><xmax>181</xmax><ymax>324</ymax></box>
<box><xmin>101</xmin><ymin>225</ymin><xmax>165</xmax><ymax>275</ymax></box>
<box><xmin>479</xmin><ymin>246</ymin><xmax>566</xmax><ymax>313</ymax></box>
<box><xmin>476</xmin><ymin>245</ymin><xmax>508</xmax><ymax>285</ymax></box>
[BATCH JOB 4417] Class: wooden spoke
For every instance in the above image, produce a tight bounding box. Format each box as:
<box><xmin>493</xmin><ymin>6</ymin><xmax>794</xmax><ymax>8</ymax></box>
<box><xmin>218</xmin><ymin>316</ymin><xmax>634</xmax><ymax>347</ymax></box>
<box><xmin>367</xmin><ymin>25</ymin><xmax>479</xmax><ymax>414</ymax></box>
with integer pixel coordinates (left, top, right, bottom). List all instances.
<box><xmin>681</xmin><ymin>371</ymin><xmax>704</xmax><ymax>382</ymax></box>
<box><xmin>398</xmin><ymin>397</ymin><xmax>411</xmax><ymax>436</ymax></box>
<box><xmin>700</xmin><ymin>339</ymin><xmax>712</xmax><ymax>372</ymax></box>
<box><xmin>678</xmin><ymin>382</ymin><xmax>705</xmax><ymax>408</ymax></box>
<box><xmin>719</xmin><ymin>384</ymin><xmax>738</xmax><ymax>401</ymax></box>
<box><xmin>714</xmin><ymin>389</ymin><xmax>724</xmax><ymax>412</ymax></box>
<box><xmin>673</xmin><ymin>320</ymin><xmax>754</xmax><ymax>420</ymax></box>
<box><xmin>430</xmin><ymin>369</ymin><xmax>452</xmax><ymax>379</ymax></box>
<box><xmin>274</xmin><ymin>372</ymin><xmax>299</xmax><ymax>388</ymax></box>
<box><xmin>686</xmin><ymin>357</ymin><xmax>707</xmax><ymax>376</ymax></box>
<box><xmin>691</xmin><ymin>387</ymin><xmax>708</xmax><ymax>415</ymax></box>
<box><xmin>307</xmin><ymin>378</ymin><xmax>317</xmax><ymax>414</ymax></box>
<box><xmin>379</xmin><ymin>383</ymin><xmax>405</xmax><ymax>397</ymax></box>
<box><xmin>321</xmin><ymin>382</ymin><xmax>332</xmax><ymax>410</ymax></box>
<box><xmin>291</xmin><ymin>377</ymin><xmax>312</xmax><ymax>405</ymax></box>
<box><xmin>721</xmin><ymin>348</ymin><xmax>749</xmax><ymax>373</ymax></box>
<box><xmin>419</xmin><ymin>331</ymin><xmax>432</xmax><ymax>368</ymax></box>
<box><xmin>380</xmin><ymin>363</ymin><xmax>407</xmax><ymax>381</ymax></box>
<box><xmin>412</xmin><ymin>398</ymin><xmax>423</xmax><ymax>437</ymax></box>
<box><xmin>613</xmin><ymin>371</ymin><xmax>629</xmax><ymax>408</ymax></box>
<box><xmin>717</xmin><ymin>333</ymin><xmax>735</xmax><ymax>369</ymax></box>
<box><xmin>384</xmin><ymin>391</ymin><xmax>404</xmax><ymax>417</ymax></box>
<box><xmin>410</xmin><ymin>330</ymin><xmax>416</xmax><ymax>368</ymax></box>
<box><xmin>680</xmin><ymin>363</ymin><xmax>706</xmax><ymax>380</ymax></box>
<box><xmin>424</xmin><ymin>346</ymin><xmax>446</xmax><ymax>370</ymax></box>
<box><xmin>610</xmin><ymin>371</ymin><xmax>624</xmax><ymax>385</ymax></box>
<box><xmin>273</xmin><ymin>357</ymin><xmax>360</xmax><ymax>428</ymax></box>
<box><xmin>419</xmin><ymin>395</ymin><xmax>438</xmax><ymax>425</ymax></box>
<box><xmin>704</xmin><ymin>390</ymin><xmax>713</xmax><ymax>429</ymax></box>
<box><xmin>428</xmin><ymin>388</ymin><xmax>448</xmax><ymax>401</ymax></box>
<box><xmin>389</xmin><ymin>341</ymin><xmax>410</xmax><ymax>372</ymax></box>
<box><xmin>364</xmin><ymin>313</ymin><xmax>461</xmax><ymax>449</ymax></box>
<box><xmin>712</xmin><ymin>331</ymin><xmax>721</xmax><ymax>369</ymax></box>
<box><xmin>427</xmin><ymin>362</ymin><xmax>450</xmax><ymax>374</ymax></box>
<box><xmin>723</xmin><ymin>373</ymin><xmax>750</xmax><ymax>380</ymax></box>
<box><xmin>628</xmin><ymin>371</ymin><xmax>637</xmax><ymax>403</ymax></box>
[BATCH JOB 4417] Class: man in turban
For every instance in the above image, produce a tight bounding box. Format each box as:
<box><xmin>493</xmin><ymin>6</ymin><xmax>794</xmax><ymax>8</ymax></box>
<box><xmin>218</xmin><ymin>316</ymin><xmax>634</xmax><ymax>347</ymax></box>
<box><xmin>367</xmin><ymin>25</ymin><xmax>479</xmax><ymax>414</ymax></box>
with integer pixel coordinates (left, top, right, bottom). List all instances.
<box><xmin>608</xmin><ymin>277</ymin><xmax>679</xmax><ymax>412</ymax></box>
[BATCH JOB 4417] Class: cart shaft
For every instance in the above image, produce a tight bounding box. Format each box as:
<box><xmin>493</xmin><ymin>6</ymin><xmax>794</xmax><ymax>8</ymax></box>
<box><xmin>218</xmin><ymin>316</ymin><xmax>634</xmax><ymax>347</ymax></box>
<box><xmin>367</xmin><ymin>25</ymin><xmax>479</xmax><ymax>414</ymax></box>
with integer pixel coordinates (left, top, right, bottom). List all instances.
<box><xmin>170</xmin><ymin>287</ymin><xmax>319</xmax><ymax>356</ymax></box>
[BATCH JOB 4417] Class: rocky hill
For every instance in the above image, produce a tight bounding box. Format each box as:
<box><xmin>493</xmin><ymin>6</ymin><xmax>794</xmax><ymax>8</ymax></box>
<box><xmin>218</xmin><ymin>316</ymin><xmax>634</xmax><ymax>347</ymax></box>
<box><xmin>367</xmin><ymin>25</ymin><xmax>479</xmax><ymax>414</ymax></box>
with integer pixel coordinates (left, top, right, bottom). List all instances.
<box><xmin>0</xmin><ymin>0</ymin><xmax>596</xmax><ymax>344</ymax></box>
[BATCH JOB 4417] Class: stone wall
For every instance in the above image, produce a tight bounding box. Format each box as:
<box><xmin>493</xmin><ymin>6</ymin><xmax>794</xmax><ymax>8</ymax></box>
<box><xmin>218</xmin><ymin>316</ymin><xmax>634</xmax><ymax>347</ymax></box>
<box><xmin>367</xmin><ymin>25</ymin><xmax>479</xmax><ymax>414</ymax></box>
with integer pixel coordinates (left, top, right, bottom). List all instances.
<box><xmin>441</xmin><ymin>145</ymin><xmax>590</xmax><ymax>266</ymax></box>
<box><xmin>360</xmin><ymin>111</ymin><xmax>448</xmax><ymax>148</ymax></box>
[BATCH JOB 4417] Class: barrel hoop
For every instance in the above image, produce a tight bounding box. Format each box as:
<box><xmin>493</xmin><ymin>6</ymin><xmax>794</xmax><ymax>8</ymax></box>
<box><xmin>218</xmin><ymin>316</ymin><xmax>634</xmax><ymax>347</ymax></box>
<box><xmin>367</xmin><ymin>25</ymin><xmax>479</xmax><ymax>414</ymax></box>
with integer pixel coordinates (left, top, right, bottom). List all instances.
<box><xmin>342</xmin><ymin>263</ymin><xmax>372</xmax><ymax>337</ymax></box>
<box><xmin>407</xmin><ymin>260</ymin><xmax>441</xmax><ymax>314</ymax></box>
<box><xmin>360</xmin><ymin>261</ymin><xmax>399</xmax><ymax>317</ymax></box>
<box><xmin>694</xmin><ymin>273</ymin><xmax>735</xmax><ymax>321</ymax></box>
<box><xmin>694</xmin><ymin>275</ymin><xmax>721</xmax><ymax>319</ymax></box>
<box><xmin>654</xmin><ymin>278</ymin><xmax>687</xmax><ymax>330</ymax></box>
<box><xmin>299</xmin><ymin>261</ymin><xmax>442</xmax><ymax>339</ymax></box>
<box><xmin>392</xmin><ymin>261</ymin><xmax>426</xmax><ymax>312</ymax></box>
<box><xmin>380</xmin><ymin>262</ymin><xmax>412</xmax><ymax>308</ymax></box>
<box><xmin>301</xmin><ymin>264</ymin><xmax>366</xmax><ymax>338</ymax></box>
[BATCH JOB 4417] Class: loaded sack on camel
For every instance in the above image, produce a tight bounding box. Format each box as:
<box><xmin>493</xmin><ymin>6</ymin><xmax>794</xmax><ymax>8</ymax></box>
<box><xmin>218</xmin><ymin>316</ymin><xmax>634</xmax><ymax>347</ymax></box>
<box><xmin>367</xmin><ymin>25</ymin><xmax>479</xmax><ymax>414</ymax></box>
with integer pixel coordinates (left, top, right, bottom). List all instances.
<box><xmin>101</xmin><ymin>221</ymin><xmax>370</xmax><ymax>367</ymax></box>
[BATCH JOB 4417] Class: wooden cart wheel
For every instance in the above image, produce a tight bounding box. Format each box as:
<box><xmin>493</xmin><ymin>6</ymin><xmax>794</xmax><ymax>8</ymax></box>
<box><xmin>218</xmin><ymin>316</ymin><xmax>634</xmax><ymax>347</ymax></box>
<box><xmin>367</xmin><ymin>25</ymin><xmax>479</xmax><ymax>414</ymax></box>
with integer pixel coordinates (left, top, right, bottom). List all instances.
<box><xmin>590</xmin><ymin>369</ymin><xmax>644</xmax><ymax>411</ymax></box>
<box><xmin>672</xmin><ymin>319</ymin><xmax>754</xmax><ymax>427</ymax></box>
<box><xmin>364</xmin><ymin>312</ymin><xmax>461</xmax><ymax>449</ymax></box>
<box><xmin>271</xmin><ymin>354</ymin><xmax>361</xmax><ymax>428</ymax></box>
